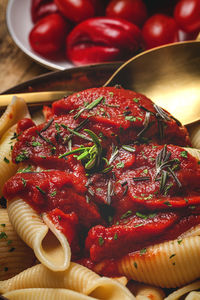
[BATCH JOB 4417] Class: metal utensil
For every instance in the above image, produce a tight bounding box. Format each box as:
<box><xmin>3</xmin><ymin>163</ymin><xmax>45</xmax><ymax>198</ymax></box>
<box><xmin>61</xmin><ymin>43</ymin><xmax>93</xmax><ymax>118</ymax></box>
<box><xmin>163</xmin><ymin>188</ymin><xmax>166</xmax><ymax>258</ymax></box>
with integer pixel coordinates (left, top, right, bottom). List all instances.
<box><xmin>1</xmin><ymin>40</ymin><xmax>200</xmax><ymax>125</ymax></box>
<box><xmin>105</xmin><ymin>40</ymin><xmax>200</xmax><ymax>126</ymax></box>
<box><xmin>0</xmin><ymin>91</ymin><xmax>73</xmax><ymax>111</ymax></box>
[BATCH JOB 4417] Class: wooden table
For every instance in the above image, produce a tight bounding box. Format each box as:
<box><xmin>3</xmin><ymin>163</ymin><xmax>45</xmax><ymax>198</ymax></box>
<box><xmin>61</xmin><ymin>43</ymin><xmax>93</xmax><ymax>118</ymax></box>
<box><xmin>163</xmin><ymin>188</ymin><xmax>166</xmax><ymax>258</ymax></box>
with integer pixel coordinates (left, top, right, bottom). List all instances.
<box><xmin>0</xmin><ymin>0</ymin><xmax>49</xmax><ymax>94</ymax></box>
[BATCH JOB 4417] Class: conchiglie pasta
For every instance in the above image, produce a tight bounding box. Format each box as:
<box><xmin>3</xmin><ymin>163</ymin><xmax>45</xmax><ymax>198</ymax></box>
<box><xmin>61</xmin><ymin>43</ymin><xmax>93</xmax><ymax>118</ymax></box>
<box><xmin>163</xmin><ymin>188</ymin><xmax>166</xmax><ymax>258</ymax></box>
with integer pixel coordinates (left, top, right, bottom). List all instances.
<box><xmin>165</xmin><ymin>280</ymin><xmax>200</xmax><ymax>300</ymax></box>
<box><xmin>115</xmin><ymin>235</ymin><xmax>200</xmax><ymax>288</ymax></box>
<box><xmin>0</xmin><ymin>208</ymin><xmax>35</xmax><ymax>280</ymax></box>
<box><xmin>128</xmin><ymin>281</ymin><xmax>165</xmax><ymax>300</ymax></box>
<box><xmin>183</xmin><ymin>147</ymin><xmax>200</xmax><ymax>161</ymax></box>
<box><xmin>187</xmin><ymin>122</ymin><xmax>200</xmax><ymax>149</ymax></box>
<box><xmin>0</xmin><ymin>96</ymin><xmax>30</xmax><ymax>138</ymax></box>
<box><xmin>185</xmin><ymin>291</ymin><xmax>200</xmax><ymax>300</ymax></box>
<box><xmin>3</xmin><ymin>288</ymin><xmax>96</xmax><ymax>300</ymax></box>
<box><xmin>0</xmin><ymin>263</ymin><xmax>135</xmax><ymax>300</ymax></box>
<box><xmin>31</xmin><ymin>109</ymin><xmax>45</xmax><ymax>125</ymax></box>
<box><xmin>0</xmin><ymin>125</ymin><xmax>18</xmax><ymax>197</ymax></box>
<box><xmin>7</xmin><ymin>198</ymin><xmax>71</xmax><ymax>272</ymax></box>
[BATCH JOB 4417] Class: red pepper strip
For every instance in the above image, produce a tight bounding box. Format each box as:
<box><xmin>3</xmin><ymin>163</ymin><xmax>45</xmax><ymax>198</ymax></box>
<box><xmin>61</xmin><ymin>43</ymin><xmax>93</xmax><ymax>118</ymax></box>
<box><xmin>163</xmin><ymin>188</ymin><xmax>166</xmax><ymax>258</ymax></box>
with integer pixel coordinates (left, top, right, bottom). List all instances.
<box><xmin>3</xmin><ymin>171</ymin><xmax>103</xmax><ymax>228</ymax></box>
<box><xmin>90</xmin><ymin>214</ymin><xmax>200</xmax><ymax>277</ymax></box>
<box><xmin>47</xmin><ymin>208</ymin><xmax>80</xmax><ymax>255</ymax></box>
<box><xmin>131</xmin><ymin>194</ymin><xmax>200</xmax><ymax>211</ymax></box>
<box><xmin>85</xmin><ymin>212</ymin><xmax>179</xmax><ymax>262</ymax></box>
<box><xmin>66</xmin><ymin>17</ymin><xmax>142</xmax><ymax>66</ymax></box>
<box><xmin>52</xmin><ymin>87</ymin><xmax>190</xmax><ymax>146</ymax></box>
<box><xmin>31</xmin><ymin>0</ymin><xmax>58</xmax><ymax>23</ymax></box>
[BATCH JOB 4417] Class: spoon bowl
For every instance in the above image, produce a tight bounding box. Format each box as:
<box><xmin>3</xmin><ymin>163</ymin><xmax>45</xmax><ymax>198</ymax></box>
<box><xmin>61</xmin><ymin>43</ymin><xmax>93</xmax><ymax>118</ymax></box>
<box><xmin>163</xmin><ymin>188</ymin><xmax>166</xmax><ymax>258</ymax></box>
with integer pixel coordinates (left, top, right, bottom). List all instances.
<box><xmin>105</xmin><ymin>40</ymin><xmax>200</xmax><ymax>126</ymax></box>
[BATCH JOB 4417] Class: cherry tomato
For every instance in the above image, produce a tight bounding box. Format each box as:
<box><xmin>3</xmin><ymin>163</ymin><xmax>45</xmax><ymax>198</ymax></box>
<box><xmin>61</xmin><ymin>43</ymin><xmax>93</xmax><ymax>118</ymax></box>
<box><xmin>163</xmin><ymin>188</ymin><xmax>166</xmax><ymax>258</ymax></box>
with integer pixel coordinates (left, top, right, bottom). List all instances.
<box><xmin>54</xmin><ymin>0</ymin><xmax>102</xmax><ymax>23</ymax></box>
<box><xmin>174</xmin><ymin>0</ymin><xmax>200</xmax><ymax>33</ymax></box>
<box><xmin>106</xmin><ymin>0</ymin><xmax>148</xmax><ymax>27</ymax></box>
<box><xmin>142</xmin><ymin>14</ymin><xmax>178</xmax><ymax>49</ymax></box>
<box><xmin>178</xmin><ymin>29</ymin><xmax>198</xmax><ymax>41</ymax></box>
<box><xmin>31</xmin><ymin>0</ymin><xmax>58</xmax><ymax>23</ymax></box>
<box><xmin>29</xmin><ymin>13</ymin><xmax>70</xmax><ymax>56</ymax></box>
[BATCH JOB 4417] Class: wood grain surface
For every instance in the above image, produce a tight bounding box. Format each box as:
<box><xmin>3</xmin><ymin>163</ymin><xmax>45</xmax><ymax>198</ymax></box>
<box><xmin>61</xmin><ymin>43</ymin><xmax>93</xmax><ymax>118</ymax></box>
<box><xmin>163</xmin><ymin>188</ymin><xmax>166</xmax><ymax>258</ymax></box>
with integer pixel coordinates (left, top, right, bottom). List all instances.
<box><xmin>0</xmin><ymin>0</ymin><xmax>49</xmax><ymax>93</ymax></box>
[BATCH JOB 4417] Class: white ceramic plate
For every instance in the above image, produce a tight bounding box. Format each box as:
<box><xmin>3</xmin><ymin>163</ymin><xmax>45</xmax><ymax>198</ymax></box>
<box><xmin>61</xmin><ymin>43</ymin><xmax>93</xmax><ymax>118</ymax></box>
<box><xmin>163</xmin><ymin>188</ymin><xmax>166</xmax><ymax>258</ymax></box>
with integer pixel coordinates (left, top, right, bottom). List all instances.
<box><xmin>6</xmin><ymin>0</ymin><xmax>74</xmax><ymax>71</ymax></box>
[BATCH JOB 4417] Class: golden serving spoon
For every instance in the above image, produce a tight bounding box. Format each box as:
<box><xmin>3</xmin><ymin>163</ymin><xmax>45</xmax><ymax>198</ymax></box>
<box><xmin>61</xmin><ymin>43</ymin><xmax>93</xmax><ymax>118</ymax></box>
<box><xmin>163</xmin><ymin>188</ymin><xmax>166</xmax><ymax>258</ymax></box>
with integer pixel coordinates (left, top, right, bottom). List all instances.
<box><xmin>0</xmin><ymin>40</ymin><xmax>200</xmax><ymax>126</ymax></box>
<box><xmin>104</xmin><ymin>40</ymin><xmax>200</xmax><ymax>126</ymax></box>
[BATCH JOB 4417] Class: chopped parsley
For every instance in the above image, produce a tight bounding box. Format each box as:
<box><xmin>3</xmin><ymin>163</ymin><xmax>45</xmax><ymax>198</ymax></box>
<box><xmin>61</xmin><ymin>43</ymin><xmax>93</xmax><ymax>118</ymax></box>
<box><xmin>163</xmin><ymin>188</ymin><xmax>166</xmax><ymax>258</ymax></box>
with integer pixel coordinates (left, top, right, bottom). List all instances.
<box><xmin>125</xmin><ymin>116</ymin><xmax>136</xmax><ymax>122</ymax></box>
<box><xmin>120</xmin><ymin>210</ymin><xmax>132</xmax><ymax>220</ymax></box>
<box><xmin>0</xmin><ymin>232</ymin><xmax>8</xmax><ymax>239</ymax></box>
<box><xmin>134</xmin><ymin>223</ymin><xmax>144</xmax><ymax>228</ymax></box>
<box><xmin>140</xmin><ymin>248</ymin><xmax>147</xmax><ymax>255</ymax></box>
<box><xmin>15</xmin><ymin>150</ymin><xmax>29</xmax><ymax>163</ymax></box>
<box><xmin>98</xmin><ymin>237</ymin><xmax>104</xmax><ymax>246</ymax></box>
<box><xmin>50</xmin><ymin>191</ymin><xmax>57</xmax><ymax>197</ymax></box>
<box><xmin>114</xmin><ymin>233</ymin><xmax>118</xmax><ymax>240</ymax></box>
<box><xmin>3</xmin><ymin>157</ymin><xmax>9</xmax><ymax>163</ymax></box>
<box><xmin>180</xmin><ymin>151</ymin><xmax>188</xmax><ymax>158</ymax></box>
<box><xmin>116</xmin><ymin>162</ymin><xmax>124</xmax><ymax>169</ymax></box>
<box><xmin>9</xmin><ymin>247</ymin><xmax>15</xmax><ymax>252</ymax></box>
<box><xmin>17</xmin><ymin>165</ymin><xmax>32</xmax><ymax>173</ymax></box>
<box><xmin>32</xmin><ymin>141</ymin><xmax>42</xmax><ymax>147</ymax></box>
<box><xmin>133</xmin><ymin>262</ymin><xmax>138</xmax><ymax>269</ymax></box>
<box><xmin>21</xmin><ymin>178</ymin><xmax>27</xmax><ymax>187</ymax></box>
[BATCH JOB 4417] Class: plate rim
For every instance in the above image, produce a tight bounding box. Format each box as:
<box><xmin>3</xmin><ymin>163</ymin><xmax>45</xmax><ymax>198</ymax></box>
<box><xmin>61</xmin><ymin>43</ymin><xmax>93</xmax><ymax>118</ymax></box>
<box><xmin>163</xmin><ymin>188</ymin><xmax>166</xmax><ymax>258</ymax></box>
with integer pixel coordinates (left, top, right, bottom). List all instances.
<box><xmin>6</xmin><ymin>0</ymin><xmax>74</xmax><ymax>71</ymax></box>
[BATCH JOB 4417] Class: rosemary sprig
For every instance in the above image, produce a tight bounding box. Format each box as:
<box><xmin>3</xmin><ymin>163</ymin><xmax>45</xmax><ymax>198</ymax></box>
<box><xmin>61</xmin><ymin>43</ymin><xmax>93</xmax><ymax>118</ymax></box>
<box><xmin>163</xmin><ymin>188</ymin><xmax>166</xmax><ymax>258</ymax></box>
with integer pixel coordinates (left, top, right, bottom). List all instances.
<box><xmin>133</xmin><ymin>177</ymin><xmax>151</xmax><ymax>182</ymax></box>
<box><xmin>107</xmin><ymin>179</ymin><xmax>114</xmax><ymax>205</ymax></box>
<box><xmin>122</xmin><ymin>145</ymin><xmax>136</xmax><ymax>153</ymax></box>
<box><xmin>155</xmin><ymin>145</ymin><xmax>182</xmax><ymax>194</ymax></box>
<box><xmin>59</xmin><ymin>129</ymin><xmax>103</xmax><ymax>171</ymax></box>
<box><xmin>40</xmin><ymin>118</ymin><xmax>54</xmax><ymax>132</ymax></box>
<box><xmin>36</xmin><ymin>130</ymin><xmax>55</xmax><ymax>146</ymax></box>
<box><xmin>74</xmin><ymin>96</ymin><xmax>104</xmax><ymax>119</ymax></box>
<box><xmin>61</xmin><ymin>124</ymin><xmax>92</xmax><ymax>142</ymax></box>
<box><xmin>109</xmin><ymin>144</ymin><xmax>119</xmax><ymax>164</ymax></box>
<box><xmin>137</xmin><ymin>111</ymin><xmax>151</xmax><ymax>137</ymax></box>
<box><xmin>154</xmin><ymin>104</ymin><xmax>171</xmax><ymax>121</ymax></box>
<box><xmin>59</xmin><ymin>147</ymin><xmax>91</xmax><ymax>158</ymax></box>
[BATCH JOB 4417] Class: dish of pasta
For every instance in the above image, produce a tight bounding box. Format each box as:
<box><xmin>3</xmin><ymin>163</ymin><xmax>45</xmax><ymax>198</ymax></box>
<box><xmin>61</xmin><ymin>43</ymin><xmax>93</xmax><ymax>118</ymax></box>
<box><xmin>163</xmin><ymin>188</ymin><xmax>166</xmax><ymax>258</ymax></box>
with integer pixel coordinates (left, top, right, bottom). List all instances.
<box><xmin>0</xmin><ymin>86</ymin><xmax>200</xmax><ymax>300</ymax></box>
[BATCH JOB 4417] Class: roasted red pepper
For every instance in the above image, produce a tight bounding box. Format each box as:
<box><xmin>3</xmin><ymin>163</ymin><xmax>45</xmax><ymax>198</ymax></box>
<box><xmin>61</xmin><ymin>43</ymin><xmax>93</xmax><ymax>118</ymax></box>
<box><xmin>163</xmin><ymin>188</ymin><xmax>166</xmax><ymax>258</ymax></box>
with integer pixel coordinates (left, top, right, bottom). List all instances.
<box><xmin>54</xmin><ymin>0</ymin><xmax>104</xmax><ymax>23</ymax></box>
<box><xmin>66</xmin><ymin>17</ymin><xmax>142</xmax><ymax>66</ymax></box>
<box><xmin>31</xmin><ymin>0</ymin><xmax>58</xmax><ymax>23</ymax></box>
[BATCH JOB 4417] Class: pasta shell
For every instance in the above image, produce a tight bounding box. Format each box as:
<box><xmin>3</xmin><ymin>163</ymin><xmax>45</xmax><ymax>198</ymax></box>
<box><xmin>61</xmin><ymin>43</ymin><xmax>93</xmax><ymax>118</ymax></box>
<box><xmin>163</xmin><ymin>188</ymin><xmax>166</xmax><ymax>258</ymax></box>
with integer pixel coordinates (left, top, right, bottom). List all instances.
<box><xmin>128</xmin><ymin>281</ymin><xmax>165</xmax><ymax>300</ymax></box>
<box><xmin>0</xmin><ymin>263</ymin><xmax>135</xmax><ymax>300</ymax></box>
<box><xmin>185</xmin><ymin>291</ymin><xmax>200</xmax><ymax>300</ymax></box>
<box><xmin>31</xmin><ymin>109</ymin><xmax>45</xmax><ymax>125</ymax></box>
<box><xmin>0</xmin><ymin>125</ymin><xmax>18</xmax><ymax>197</ymax></box>
<box><xmin>7</xmin><ymin>199</ymin><xmax>71</xmax><ymax>272</ymax></box>
<box><xmin>187</xmin><ymin>122</ymin><xmax>200</xmax><ymax>149</ymax></box>
<box><xmin>3</xmin><ymin>288</ymin><xmax>96</xmax><ymax>300</ymax></box>
<box><xmin>183</xmin><ymin>147</ymin><xmax>200</xmax><ymax>160</ymax></box>
<box><xmin>0</xmin><ymin>208</ymin><xmax>35</xmax><ymax>280</ymax></box>
<box><xmin>165</xmin><ymin>280</ymin><xmax>200</xmax><ymax>300</ymax></box>
<box><xmin>116</xmin><ymin>235</ymin><xmax>200</xmax><ymax>288</ymax></box>
<box><xmin>0</xmin><ymin>96</ymin><xmax>30</xmax><ymax>138</ymax></box>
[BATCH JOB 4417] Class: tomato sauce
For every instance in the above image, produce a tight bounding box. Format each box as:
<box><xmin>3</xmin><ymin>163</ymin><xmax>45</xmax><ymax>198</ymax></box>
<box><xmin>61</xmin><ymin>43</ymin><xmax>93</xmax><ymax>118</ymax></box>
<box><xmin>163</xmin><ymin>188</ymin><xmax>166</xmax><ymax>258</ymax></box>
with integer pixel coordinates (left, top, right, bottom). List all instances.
<box><xmin>3</xmin><ymin>86</ymin><xmax>200</xmax><ymax>276</ymax></box>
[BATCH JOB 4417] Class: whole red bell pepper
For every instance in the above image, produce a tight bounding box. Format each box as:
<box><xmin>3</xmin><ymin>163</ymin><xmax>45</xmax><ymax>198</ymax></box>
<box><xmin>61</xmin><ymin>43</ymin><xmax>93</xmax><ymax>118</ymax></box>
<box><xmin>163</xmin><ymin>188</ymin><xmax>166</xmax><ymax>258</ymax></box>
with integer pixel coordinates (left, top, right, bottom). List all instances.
<box><xmin>31</xmin><ymin>0</ymin><xmax>58</xmax><ymax>23</ymax></box>
<box><xmin>66</xmin><ymin>17</ymin><xmax>142</xmax><ymax>66</ymax></box>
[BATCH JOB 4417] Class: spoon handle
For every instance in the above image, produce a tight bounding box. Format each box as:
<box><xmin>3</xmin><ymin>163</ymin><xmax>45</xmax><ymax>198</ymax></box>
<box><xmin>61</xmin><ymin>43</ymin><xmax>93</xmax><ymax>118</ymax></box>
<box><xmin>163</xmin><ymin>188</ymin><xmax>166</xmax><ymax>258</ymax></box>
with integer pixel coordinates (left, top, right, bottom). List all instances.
<box><xmin>0</xmin><ymin>90</ymin><xmax>73</xmax><ymax>110</ymax></box>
